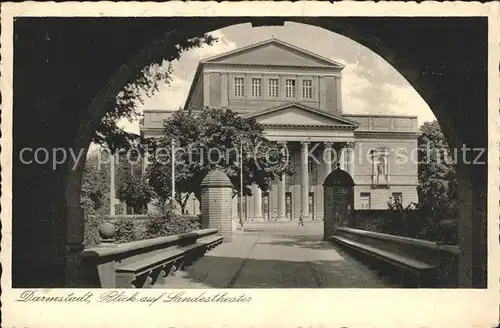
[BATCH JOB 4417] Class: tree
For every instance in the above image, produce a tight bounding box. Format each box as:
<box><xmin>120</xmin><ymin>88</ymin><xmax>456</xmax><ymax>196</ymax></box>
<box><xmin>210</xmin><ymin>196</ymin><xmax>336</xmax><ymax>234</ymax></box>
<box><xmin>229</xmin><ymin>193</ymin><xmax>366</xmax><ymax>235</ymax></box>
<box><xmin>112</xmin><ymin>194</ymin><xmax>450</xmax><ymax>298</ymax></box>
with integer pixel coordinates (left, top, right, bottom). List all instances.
<box><xmin>147</xmin><ymin>108</ymin><xmax>293</xmax><ymax>213</ymax></box>
<box><xmin>418</xmin><ymin>120</ymin><xmax>458</xmax><ymax>220</ymax></box>
<box><xmin>116</xmin><ymin>174</ymin><xmax>153</xmax><ymax>214</ymax></box>
<box><xmin>375</xmin><ymin>121</ymin><xmax>459</xmax><ymax>242</ymax></box>
<box><xmin>416</xmin><ymin>120</ymin><xmax>458</xmax><ymax>242</ymax></box>
<box><xmin>81</xmin><ymin>150</ymin><xmax>110</xmax><ymax>216</ymax></box>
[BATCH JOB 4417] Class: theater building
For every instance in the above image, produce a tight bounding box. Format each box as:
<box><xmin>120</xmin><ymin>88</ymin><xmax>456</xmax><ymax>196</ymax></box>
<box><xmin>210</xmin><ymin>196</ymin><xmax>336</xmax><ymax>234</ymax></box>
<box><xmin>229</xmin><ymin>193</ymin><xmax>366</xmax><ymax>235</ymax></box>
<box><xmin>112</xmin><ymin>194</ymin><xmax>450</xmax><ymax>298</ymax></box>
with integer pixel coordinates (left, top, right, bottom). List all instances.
<box><xmin>139</xmin><ymin>38</ymin><xmax>420</xmax><ymax>220</ymax></box>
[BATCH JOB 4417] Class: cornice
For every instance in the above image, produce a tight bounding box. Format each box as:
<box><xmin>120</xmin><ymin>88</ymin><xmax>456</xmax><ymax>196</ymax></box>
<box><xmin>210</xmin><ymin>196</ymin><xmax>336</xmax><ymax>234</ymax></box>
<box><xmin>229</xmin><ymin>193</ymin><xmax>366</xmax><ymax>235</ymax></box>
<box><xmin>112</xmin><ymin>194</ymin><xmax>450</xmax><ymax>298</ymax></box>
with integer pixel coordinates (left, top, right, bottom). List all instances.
<box><xmin>202</xmin><ymin>62</ymin><xmax>342</xmax><ymax>71</ymax></box>
<box><xmin>354</xmin><ymin>131</ymin><xmax>421</xmax><ymax>139</ymax></box>
<box><xmin>262</xmin><ymin>123</ymin><xmax>357</xmax><ymax>130</ymax></box>
<box><xmin>343</xmin><ymin>113</ymin><xmax>418</xmax><ymax>119</ymax></box>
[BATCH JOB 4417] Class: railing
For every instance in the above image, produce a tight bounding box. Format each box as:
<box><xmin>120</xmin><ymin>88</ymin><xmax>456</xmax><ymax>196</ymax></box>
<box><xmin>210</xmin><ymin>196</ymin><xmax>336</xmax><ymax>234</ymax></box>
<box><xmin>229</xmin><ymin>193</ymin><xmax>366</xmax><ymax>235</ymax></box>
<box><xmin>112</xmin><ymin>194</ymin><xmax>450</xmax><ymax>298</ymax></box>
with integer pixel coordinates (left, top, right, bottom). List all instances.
<box><xmin>333</xmin><ymin>227</ymin><xmax>459</xmax><ymax>287</ymax></box>
<box><xmin>82</xmin><ymin>229</ymin><xmax>223</xmax><ymax>288</ymax></box>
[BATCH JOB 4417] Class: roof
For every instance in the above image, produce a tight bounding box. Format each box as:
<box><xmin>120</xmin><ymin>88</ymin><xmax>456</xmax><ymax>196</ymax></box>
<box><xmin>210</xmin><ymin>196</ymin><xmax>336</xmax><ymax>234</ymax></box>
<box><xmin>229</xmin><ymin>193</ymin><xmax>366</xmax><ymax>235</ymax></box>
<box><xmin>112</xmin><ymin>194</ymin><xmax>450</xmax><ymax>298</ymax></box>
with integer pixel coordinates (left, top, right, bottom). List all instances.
<box><xmin>201</xmin><ymin>38</ymin><xmax>345</xmax><ymax>68</ymax></box>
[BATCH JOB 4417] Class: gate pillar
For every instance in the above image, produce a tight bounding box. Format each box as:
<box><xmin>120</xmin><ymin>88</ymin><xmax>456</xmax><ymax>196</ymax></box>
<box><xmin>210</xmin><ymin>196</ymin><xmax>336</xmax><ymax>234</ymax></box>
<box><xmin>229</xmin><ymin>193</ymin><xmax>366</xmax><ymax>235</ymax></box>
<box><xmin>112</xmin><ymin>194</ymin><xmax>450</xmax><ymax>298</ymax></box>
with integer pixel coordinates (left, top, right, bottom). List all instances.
<box><xmin>200</xmin><ymin>170</ymin><xmax>234</xmax><ymax>242</ymax></box>
<box><xmin>323</xmin><ymin>164</ymin><xmax>355</xmax><ymax>241</ymax></box>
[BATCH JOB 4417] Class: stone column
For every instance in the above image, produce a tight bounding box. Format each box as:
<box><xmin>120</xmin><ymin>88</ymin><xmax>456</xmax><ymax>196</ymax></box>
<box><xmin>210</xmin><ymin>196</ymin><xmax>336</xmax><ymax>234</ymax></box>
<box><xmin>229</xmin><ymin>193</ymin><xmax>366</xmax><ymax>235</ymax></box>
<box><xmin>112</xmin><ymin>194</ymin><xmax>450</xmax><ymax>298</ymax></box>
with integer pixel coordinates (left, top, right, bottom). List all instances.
<box><xmin>348</xmin><ymin>148</ymin><xmax>355</xmax><ymax>177</ymax></box>
<box><xmin>323</xmin><ymin>141</ymin><xmax>333</xmax><ymax>178</ymax></box>
<box><xmin>277</xmin><ymin>172</ymin><xmax>286</xmax><ymax>220</ymax></box>
<box><xmin>347</xmin><ymin>142</ymin><xmax>356</xmax><ymax>177</ymax></box>
<box><xmin>301</xmin><ymin>141</ymin><xmax>310</xmax><ymax>219</ymax></box>
<box><xmin>253</xmin><ymin>184</ymin><xmax>263</xmax><ymax>220</ymax></box>
<box><xmin>340</xmin><ymin>148</ymin><xmax>346</xmax><ymax>171</ymax></box>
<box><xmin>277</xmin><ymin>141</ymin><xmax>287</xmax><ymax>220</ymax></box>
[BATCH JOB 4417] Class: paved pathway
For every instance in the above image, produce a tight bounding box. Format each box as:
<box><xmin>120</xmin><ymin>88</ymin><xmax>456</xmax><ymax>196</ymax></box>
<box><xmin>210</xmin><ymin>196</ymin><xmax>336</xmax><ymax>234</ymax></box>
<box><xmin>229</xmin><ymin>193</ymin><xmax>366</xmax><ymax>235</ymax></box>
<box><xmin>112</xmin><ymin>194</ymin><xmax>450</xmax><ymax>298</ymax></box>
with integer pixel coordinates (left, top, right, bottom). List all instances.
<box><xmin>158</xmin><ymin>221</ymin><xmax>392</xmax><ymax>288</ymax></box>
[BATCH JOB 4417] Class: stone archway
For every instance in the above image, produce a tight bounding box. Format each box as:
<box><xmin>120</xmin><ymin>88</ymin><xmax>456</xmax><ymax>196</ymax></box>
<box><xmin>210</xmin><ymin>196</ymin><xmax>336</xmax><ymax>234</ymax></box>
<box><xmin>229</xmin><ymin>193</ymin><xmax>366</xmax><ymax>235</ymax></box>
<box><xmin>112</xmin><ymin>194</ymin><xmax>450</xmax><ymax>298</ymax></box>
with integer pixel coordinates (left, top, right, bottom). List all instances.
<box><xmin>13</xmin><ymin>17</ymin><xmax>487</xmax><ymax>288</ymax></box>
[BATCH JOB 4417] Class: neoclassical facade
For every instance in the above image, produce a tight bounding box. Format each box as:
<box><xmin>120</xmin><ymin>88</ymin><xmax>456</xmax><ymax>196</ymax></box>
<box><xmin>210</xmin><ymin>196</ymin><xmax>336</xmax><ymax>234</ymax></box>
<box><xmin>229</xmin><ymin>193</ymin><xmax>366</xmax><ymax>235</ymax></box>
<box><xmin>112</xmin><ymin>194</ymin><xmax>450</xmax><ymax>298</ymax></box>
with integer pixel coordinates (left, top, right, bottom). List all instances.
<box><xmin>139</xmin><ymin>38</ymin><xmax>420</xmax><ymax>220</ymax></box>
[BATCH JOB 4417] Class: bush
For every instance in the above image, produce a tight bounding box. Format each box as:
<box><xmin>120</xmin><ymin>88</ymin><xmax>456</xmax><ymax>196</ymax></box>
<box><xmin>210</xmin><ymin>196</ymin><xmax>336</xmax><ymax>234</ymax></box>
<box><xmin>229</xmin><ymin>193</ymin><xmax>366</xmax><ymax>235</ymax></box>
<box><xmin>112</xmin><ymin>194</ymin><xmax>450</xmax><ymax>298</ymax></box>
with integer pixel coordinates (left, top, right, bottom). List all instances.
<box><xmin>374</xmin><ymin>202</ymin><xmax>427</xmax><ymax>239</ymax></box>
<box><xmin>84</xmin><ymin>214</ymin><xmax>149</xmax><ymax>247</ymax></box>
<box><xmin>146</xmin><ymin>211</ymin><xmax>201</xmax><ymax>238</ymax></box>
<box><xmin>114</xmin><ymin>218</ymin><xmax>136</xmax><ymax>243</ymax></box>
<box><xmin>84</xmin><ymin>210</ymin><xmax>202</xmax><ymax>248</ymax></box>
<box><xmin>84</xmin><ymin>215</ymin><xmax>103</xmax><ymax>247</ymax></box>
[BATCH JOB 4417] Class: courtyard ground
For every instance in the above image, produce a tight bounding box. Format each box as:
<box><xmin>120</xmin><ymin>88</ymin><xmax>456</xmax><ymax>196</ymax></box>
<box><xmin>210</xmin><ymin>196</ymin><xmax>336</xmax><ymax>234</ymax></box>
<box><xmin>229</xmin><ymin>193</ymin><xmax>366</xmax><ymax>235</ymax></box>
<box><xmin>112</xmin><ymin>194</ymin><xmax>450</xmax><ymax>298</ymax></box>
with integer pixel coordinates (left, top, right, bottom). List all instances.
<box><xmin>157</xmin><ymin>221</ymin><xmax>392</xmax><ymax>288</ymax></box>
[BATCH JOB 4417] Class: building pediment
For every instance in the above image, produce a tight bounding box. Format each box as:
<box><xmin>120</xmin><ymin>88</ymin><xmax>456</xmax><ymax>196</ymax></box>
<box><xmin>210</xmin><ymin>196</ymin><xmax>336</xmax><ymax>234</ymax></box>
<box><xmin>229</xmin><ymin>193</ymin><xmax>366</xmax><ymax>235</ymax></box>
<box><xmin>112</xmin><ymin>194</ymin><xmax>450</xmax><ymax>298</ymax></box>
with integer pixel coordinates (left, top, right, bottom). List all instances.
<box><xmin>202</xmin><ymin>38</ymin><xmax>344</xmax><ymax>69</ymax></box>
<box><xmin>245</xmin><ymin>103</ymin><xmax>358</xmax><ymax>129</ymax></box>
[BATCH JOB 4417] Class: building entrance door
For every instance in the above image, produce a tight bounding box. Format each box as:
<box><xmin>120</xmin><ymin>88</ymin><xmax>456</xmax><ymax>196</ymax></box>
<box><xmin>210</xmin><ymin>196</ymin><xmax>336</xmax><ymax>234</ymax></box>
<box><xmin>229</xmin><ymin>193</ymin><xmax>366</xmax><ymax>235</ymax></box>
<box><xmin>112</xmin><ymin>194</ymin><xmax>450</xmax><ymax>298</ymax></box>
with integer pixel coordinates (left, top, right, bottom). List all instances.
<box><xmin>285</xmin><ymin>192</ymin><xmax>292</xmax><ymax>220</ymax></box>
<box><xmin>309</xmin><ymin>192</ymin><xmax>315</xmax><ymax>220</ymax></box>
<box><xmin>262</xmin><ymin>193</ymin><xmax>270</xmax><ymax>221</ymax></box>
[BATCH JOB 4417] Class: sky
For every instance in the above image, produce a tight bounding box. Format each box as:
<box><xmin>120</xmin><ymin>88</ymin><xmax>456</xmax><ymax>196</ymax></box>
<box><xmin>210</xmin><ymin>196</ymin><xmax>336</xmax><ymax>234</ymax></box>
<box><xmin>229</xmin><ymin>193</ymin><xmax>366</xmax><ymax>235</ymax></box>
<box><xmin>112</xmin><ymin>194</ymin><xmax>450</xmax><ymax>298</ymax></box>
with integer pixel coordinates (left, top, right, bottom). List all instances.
<box><xmin>119</xmin><ymin>22</ymin><xmax>436</xmax><ymax>134</ymax></box>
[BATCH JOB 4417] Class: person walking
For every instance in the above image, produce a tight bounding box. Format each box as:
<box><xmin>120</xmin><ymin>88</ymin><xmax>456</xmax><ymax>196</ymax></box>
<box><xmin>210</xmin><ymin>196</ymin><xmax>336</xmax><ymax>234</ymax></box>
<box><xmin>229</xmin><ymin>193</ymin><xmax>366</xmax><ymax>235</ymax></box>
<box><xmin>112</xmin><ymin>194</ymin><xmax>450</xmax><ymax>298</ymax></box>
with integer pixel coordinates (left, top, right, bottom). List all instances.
<box><xmin>298</xmin><ymin>212</ymin><xmax>304</xmax><ymax>226</ymax></box>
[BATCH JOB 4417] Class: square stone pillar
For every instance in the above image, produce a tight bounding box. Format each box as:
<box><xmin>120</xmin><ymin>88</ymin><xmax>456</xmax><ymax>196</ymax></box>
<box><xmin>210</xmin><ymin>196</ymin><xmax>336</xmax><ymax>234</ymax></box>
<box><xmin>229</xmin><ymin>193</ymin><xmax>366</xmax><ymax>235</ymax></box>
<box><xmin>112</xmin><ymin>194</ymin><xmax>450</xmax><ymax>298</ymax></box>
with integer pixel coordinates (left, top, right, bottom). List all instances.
<box><xmin>200</xmin><ymin>170</ymin><xmax>233</xmax><ymax>242</ymax></box>
<box><xmin>252</xmin><ymin>184</ymin><xmax>263</xmax><ymax>221</ymax></box>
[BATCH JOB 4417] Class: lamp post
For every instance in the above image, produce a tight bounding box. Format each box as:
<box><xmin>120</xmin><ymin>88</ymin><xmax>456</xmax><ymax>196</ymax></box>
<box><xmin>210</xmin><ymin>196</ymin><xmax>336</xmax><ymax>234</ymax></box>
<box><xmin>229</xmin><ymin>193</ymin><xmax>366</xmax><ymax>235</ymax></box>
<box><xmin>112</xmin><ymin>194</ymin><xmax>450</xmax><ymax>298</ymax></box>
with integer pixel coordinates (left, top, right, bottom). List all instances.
<box><xmin>166</xmin><ymin>138</ymin><xmax>176</xmax><ymax>213</ymax></box>
<box><xmin>171</xmin><ymin>139</ymin><xmax>175</xmax><ymax>202</ymax></box>
<box><xmin>239</xmin><ymin>141</ymin><xmax>244</xmax><ymax>230</ymax></box>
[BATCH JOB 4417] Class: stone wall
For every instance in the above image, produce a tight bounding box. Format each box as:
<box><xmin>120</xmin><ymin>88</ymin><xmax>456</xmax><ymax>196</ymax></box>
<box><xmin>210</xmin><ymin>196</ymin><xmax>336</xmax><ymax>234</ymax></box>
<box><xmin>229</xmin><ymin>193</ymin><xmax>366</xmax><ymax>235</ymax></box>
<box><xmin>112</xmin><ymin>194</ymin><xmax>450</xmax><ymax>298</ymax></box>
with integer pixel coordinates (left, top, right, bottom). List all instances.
<box><xmin>351</xmin><ymin>136</ymin><xmax>419</xmax><ymax>209</ymax></box>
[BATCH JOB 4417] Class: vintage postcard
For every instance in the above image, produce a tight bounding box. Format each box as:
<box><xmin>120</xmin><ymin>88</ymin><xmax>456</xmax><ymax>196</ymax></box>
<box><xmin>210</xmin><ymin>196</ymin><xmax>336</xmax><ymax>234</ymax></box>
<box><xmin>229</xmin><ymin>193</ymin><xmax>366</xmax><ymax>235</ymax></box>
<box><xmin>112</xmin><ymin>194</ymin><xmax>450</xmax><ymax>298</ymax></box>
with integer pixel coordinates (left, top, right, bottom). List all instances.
<box><xmin>1</xmin><ymin>1</ymin><xmax>499</xmax><ymax>327</ymax></box>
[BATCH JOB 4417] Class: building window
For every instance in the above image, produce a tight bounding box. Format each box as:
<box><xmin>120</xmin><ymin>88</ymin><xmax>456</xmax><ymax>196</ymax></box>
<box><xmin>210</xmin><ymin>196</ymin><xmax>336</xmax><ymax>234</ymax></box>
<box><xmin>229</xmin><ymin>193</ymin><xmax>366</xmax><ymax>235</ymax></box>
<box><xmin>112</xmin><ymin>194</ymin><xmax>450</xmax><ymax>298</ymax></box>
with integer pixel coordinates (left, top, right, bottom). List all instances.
<box><xmin>392</xmin><ymin>192</ymin><xmax>403</xmax><ymax>205</ymax></box>
<box><xmin>251</xmin><ymin>78</ymin><xmax>261</xmax><ymax>97</ymax></box>
<box><xmin>234</xmin><ymin>77</ymin><xmax>245</xmax><ymax>97</ymax></box>
<box><xmin>285</xmin><ymin>79</ymin><xmax>296</xmax><ymax>98</ymax></box>
<box><xmin>268</xmin><ymin>78</ymin><xmax>279</xmax><ymax>98</ymax></box>
<box><xmin>302</xmin><ymin>79</ymin><xmax>313</xmax><ymax>99</ymax></box>
<box><xmin>360</xmin><ymin>193</ymin><xmax>371</xmax><ymax>210</ymax></box>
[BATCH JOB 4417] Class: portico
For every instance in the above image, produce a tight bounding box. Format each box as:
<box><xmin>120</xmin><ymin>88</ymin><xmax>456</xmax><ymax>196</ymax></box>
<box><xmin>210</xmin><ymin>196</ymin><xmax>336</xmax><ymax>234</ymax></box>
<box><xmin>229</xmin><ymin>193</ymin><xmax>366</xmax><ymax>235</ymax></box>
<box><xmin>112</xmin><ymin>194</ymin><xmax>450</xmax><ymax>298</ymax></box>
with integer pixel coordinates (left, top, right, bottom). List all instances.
<box><xmin>237</xmin><ymin>102</ymin><xmax>358</xmax><ymax>221</ymax></box>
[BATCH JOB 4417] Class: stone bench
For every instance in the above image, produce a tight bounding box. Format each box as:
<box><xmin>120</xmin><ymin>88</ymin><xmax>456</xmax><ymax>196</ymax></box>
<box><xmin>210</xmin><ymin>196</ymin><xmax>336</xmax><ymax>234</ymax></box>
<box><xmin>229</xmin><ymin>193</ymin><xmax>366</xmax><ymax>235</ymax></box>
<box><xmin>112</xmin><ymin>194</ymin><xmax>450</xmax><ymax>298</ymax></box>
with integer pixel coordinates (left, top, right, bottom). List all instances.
<box><xmin>331</xmin><ymin>235</ymin><xmax>436</xmax><ymax>287</ymax></box>
<box><xmin>330</xmin><ymin>227</ymin><xmax>459</xmax><ymax>287</ymax></box>
<box><xmin>116</xmin><ymin>235</ymin><xmax>223</xmax><ymax>288</ymax></box>
<box><xmin>83</xmin><ymin>229</ymin><xmax>223</xmax><ymax>288</ymax></box>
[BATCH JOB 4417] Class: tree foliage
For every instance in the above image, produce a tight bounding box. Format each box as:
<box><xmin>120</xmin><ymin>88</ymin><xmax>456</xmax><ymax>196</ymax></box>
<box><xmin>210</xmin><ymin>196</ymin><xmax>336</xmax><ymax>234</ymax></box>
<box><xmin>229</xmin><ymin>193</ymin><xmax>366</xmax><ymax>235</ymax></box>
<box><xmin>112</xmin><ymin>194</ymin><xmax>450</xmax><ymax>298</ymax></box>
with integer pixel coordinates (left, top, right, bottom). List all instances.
<box><xmin>81</xmin><ymin>150</ymin><xmax>110</xmax><ymax>216</ymax></box>
<box><xmin>374</xmin><ymin>121</ymin><xmax>458</xmax><ymax>243</ymax></box>
<box><xmin>146</xmin><ymin>108</ymin><xmax>293</xmax><ymax>212</ymax></box>
<box><xmin>116</xmin><ymin>174</ymin><xmax>153</xmax><ymax>214</ymax></box>
<box><xmin>83</xmin><ymin>34</ymin><xmax>217</xmax><ymax>214</ymax></box>
<box><xmin>417</xmin><ymin>120</ymin><xmax>458</xmax><ymax>219</ymax></box>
